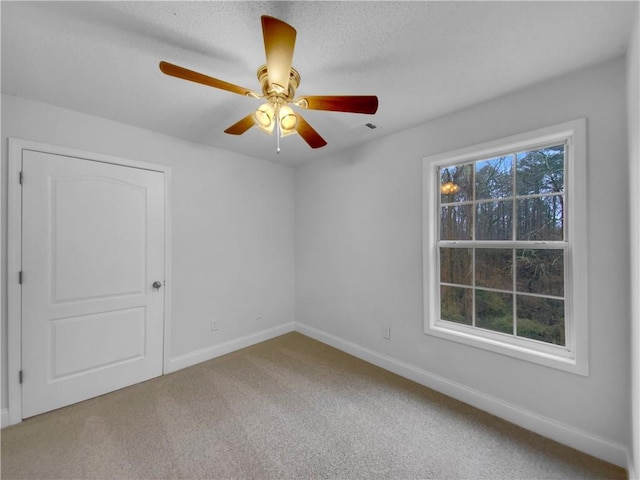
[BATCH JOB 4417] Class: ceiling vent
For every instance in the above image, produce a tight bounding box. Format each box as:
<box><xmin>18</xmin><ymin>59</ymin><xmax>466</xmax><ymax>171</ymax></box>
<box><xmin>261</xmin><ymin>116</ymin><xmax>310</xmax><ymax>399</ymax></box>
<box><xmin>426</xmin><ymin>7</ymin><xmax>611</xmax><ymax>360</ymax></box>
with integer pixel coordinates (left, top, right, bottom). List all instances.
<box><xmin>351</xmin><ymin>122</ymin><xmax>381</xmax><ymax>136</ymax></box>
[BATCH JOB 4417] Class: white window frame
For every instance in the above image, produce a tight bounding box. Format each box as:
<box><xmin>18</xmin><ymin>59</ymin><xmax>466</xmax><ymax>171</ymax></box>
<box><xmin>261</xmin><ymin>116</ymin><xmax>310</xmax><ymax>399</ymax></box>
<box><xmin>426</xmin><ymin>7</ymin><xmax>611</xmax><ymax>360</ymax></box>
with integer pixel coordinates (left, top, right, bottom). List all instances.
<box><xmin>423</xmin><ymin>119</ymin><xmax>588</xmax><ymax>376</ymax></box>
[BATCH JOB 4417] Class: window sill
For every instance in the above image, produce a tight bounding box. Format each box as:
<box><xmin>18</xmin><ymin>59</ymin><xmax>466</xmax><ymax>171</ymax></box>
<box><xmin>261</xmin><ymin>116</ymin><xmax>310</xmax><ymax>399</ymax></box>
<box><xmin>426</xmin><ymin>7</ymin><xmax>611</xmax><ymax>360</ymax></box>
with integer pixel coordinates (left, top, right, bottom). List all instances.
<box><xmin>426</xmin><ymin>320</ymin><xmax>588</xmax><ymax>376</ymax></box>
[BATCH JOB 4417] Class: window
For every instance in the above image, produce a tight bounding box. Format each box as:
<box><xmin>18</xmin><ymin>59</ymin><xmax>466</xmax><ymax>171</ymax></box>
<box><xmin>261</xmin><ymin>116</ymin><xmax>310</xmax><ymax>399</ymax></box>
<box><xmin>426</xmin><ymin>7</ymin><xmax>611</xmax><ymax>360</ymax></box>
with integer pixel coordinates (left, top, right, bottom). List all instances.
<box><xmin>423</xmin><ymin>120</ymin><xmax>588</xmax><ymax>375</ymax></box>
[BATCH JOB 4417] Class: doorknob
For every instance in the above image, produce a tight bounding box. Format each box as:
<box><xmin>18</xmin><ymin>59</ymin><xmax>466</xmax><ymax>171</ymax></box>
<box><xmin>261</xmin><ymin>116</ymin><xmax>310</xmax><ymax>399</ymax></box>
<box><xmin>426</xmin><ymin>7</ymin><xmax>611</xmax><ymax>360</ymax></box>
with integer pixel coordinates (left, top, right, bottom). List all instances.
<box><xmin>152</xmin><ymin>281</ymin><xmax>162</xmax><ymax>290</ymax></box>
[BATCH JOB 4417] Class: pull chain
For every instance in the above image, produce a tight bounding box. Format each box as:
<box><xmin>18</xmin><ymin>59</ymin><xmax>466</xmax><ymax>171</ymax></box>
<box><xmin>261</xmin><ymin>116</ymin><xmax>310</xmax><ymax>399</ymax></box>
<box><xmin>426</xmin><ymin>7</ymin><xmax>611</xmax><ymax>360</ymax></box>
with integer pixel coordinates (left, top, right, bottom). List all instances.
<box><xmin>276</xmin><ymin>110</ymin><xmax>281</xmax><ymax>154</ymax></box>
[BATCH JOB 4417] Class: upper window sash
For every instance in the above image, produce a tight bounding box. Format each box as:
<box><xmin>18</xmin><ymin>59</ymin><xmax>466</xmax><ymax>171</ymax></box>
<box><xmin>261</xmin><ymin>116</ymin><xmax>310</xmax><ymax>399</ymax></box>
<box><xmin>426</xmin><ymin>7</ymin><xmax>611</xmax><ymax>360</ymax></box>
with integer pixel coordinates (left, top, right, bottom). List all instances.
<box><xmin>437</xmin><ymin>142</ymin><xmax>567</xmax><ymax>243</ymax></box>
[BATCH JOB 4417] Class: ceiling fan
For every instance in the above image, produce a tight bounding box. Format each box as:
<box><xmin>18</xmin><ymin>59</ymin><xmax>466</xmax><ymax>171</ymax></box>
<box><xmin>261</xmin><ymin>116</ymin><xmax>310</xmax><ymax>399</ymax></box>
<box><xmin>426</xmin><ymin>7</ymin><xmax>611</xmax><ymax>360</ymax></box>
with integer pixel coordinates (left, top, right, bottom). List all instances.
<box><xmin>159</xmin><ymin>15</ymin><xmax>378</xmax><ymax>152</ymax></box>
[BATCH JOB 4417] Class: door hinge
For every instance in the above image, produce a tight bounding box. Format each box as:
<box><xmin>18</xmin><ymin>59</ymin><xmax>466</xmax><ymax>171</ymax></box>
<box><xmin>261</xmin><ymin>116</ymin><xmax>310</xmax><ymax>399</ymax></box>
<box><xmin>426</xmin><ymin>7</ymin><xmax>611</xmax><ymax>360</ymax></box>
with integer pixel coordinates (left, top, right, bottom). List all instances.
<box><xmin>19</xmin><ymin>271</ymin><xmax>22</xmax><ymax>284</ymax></box>
<box><xmin>19</xmin><ymin>370</ymin><xmax>23</xmax><ymax>384</ymax></box>
<box><xmin>19</xmin><ymin>171</ymin><xmax>23</xmax><ymax>184</ymax></box>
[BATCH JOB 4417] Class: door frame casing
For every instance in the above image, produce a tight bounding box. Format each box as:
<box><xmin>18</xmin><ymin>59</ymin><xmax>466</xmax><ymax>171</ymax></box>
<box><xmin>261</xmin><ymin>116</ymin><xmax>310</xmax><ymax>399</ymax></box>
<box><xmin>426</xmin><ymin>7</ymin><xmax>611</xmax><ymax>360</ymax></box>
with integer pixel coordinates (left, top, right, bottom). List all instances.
<box><xmin>7</xmin><ymin>138</ymin><xmax>172</xmax><ymax>426</ymax></box>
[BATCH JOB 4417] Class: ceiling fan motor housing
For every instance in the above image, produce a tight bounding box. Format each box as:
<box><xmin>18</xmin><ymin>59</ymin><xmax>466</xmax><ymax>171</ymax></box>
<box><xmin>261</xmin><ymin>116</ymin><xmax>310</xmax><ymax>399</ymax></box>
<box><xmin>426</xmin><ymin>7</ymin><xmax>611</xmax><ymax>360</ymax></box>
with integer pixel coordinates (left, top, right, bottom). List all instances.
<box><xmin>256</xmin><ymin>64</ymin><xmax>300</xmax><ymax>104</ymax></box>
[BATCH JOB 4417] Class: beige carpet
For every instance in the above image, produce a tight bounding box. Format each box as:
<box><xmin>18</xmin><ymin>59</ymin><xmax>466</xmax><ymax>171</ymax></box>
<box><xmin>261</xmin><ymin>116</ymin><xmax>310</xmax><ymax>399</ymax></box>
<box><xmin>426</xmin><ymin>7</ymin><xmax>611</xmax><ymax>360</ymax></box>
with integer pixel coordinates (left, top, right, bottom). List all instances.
<box><xmin>1</xmin><ymin>332</ymin><xmax>627</xmax><ymax>479</ymax></box>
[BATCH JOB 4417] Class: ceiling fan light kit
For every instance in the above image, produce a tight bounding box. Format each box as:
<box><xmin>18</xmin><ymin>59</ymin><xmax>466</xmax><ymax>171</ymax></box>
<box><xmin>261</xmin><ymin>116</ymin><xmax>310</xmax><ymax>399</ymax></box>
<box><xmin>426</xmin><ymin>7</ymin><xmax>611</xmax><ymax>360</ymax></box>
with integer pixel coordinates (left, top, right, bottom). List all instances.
<box><xmin>159</xmin><ymin>15</ymin><xmax>378</xmax><ymax>153</ymax></box>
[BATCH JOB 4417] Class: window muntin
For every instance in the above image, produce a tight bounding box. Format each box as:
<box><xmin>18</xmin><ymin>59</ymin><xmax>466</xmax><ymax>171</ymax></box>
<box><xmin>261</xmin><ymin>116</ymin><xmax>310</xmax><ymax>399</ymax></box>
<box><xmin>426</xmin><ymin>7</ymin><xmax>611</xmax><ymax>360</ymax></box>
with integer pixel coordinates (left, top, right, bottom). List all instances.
<box><xmin>424</xmin><ymin>120</ymin><xmax>588</xmax><ymax>375</ymax></box>
<box><xmin>437</xmin><ymin>145</ymin><xmax>566</xmax><ymax>347</ymax></box>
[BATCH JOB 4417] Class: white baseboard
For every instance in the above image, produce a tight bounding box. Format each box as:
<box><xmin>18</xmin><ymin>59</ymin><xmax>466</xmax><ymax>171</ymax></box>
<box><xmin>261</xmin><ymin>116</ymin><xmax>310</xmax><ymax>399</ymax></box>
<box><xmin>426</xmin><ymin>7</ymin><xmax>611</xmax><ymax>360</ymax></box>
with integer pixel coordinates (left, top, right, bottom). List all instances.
<box><xmin>167</xmin><ymin>322</ymin><xmax>295</xmax><ymax>373</ymax></box>
<box><xmin>1</xmin><ymin>408</ymin><xmax>9</xmax><ymax>429</ymax></box>
<box><xmin>295</xmin><ymin>322</ymin><xmax>629</xmax><ymax>469</ymax></box>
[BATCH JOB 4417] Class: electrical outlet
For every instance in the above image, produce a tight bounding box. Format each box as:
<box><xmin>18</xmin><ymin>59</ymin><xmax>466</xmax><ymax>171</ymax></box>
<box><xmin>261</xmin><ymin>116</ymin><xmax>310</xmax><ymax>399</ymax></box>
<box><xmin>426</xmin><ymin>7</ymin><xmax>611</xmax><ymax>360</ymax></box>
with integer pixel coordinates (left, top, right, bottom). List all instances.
<box><xmin>210</xmin><ymin>321</ymin><xmax>219</xmax><ymax>332</ymax></box>
<box><xmin>256</xmin><ymin>311</ymin><xmax>263</xmax><ymax>320</ymax></box>
<box><xmin>383</xmin><ymin>327</ymin><xmax>391</xmax><ymax>339</ymax></box>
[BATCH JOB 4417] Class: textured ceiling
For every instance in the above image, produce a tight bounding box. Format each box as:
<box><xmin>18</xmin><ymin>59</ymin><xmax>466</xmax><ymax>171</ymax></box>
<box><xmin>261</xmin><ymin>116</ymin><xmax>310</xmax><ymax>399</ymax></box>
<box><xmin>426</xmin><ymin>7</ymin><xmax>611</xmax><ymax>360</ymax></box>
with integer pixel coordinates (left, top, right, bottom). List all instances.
<box><xmin>1</xmin><ymin>1</ymin><xmax>637</xmax><ymax>166</ymax></box>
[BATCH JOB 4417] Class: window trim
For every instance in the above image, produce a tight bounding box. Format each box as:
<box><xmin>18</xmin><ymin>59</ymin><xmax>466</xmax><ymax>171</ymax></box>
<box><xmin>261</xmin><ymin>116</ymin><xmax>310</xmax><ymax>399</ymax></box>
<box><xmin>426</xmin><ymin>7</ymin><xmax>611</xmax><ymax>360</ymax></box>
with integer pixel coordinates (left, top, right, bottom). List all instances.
<box><xmin>423</xmin><ymin>119</ymin><xmax>588</xmax><ymax>376</ymax></box>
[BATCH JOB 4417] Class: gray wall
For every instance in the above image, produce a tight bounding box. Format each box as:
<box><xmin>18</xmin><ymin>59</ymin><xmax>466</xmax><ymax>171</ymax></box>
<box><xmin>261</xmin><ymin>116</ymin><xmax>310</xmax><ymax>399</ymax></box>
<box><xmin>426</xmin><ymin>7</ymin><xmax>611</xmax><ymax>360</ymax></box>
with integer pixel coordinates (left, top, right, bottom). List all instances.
<box><xmin>295</xmin><ymin>57</ymin><xmax>630</xmax><ymax>455</ymax></box>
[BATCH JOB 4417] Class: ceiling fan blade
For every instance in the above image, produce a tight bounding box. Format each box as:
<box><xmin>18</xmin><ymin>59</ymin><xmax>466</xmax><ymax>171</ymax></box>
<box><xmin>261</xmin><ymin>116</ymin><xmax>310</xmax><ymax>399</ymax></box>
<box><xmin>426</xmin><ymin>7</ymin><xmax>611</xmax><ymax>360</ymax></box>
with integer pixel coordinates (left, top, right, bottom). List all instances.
<box><xmin>295</xmin><ymin>112</ymin><xmax>327</xmax><ymax>149</ymax></box>
<box><xmin>261</xmin><ymin>15</ymin><xmax>296</xmax><ymax>93</ymax></box>
<box><xmin>159</xmin><ymin>61</ymin><xmax>257</xmax><ymax>97</ymax></box>
<box><xmin>296</xmin><ymin>95</ymin><xmax>379</xmax><ymax>114</ymax></box>
<box><xmin>224</xmin><ymin>114</ymin><xmax>256</xmax><ymax>135</ymax></box>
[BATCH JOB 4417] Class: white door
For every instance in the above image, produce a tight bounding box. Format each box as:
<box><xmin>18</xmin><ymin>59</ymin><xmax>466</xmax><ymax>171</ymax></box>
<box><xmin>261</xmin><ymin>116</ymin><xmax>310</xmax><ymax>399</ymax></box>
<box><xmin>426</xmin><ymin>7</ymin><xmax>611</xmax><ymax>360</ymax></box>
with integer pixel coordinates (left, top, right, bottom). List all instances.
<box><xmin>21</xmin><ymin>150</ymin><xmax>165</xmax><ymax>418</ymax></box>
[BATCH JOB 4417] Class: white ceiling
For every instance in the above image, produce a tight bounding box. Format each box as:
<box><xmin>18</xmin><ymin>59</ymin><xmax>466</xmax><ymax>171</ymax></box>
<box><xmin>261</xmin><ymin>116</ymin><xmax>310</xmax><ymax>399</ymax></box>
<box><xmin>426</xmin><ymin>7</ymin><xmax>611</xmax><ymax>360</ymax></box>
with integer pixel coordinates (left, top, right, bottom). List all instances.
<box><xmin>1</xmin><ymin>1</ymin><xmax>637</xmax><ymax>167</ymax></box>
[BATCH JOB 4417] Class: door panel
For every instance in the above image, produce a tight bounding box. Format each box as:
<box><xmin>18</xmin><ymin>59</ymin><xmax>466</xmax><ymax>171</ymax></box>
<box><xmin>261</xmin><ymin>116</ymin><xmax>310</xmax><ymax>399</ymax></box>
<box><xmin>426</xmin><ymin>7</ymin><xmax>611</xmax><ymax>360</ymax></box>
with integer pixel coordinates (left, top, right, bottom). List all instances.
<box><xmin>21</xmin><ymin>150</ymin><xmax>165</xmax><ymax>418</ymax></box>
<box><xmin>52</xmin><ymin>176</ymin><xmax>147</xmax><ymax>302</ymax></box>
<box><xmin>51</xmin><ymin>307</ymin><xmax>146</xmax><ymax>379</ymax></box>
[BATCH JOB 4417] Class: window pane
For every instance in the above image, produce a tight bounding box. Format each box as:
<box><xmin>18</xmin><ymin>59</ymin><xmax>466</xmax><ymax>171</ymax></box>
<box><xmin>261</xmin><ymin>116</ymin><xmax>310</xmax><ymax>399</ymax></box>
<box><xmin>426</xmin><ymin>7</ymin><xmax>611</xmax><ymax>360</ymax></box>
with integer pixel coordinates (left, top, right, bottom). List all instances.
<box><xmin>475</xmin><ymin>201</ymin><xmax>513</xmax><ymax>240</ymax></box>
<box><xmin>516</xmin><ymin>195</ymin><xmax>564</xmax><ymax>241</ymax></box>
<box><xmin>440</xmin><ymin>163</ymin><xmax>473</xmax><ymax>203</ymax></box>
<box><xmin>516</xmin><ymin>145</ymin><xmax>564</xmax><ymax>196</ymax></box>
<box><xmin>516</xmin><ymin>295</ymin><xmax>565</xmax><ymax>346</ymax></box>
<box><xmin>475</xmin><ymin>156</ymin><xmax>513</xmax><ymax>200</ymax></box>
<box><xmin>440</xmin><ymin>286</ymin><xmax>472</xmax><ymax>325</ymax></box>
<box><xmin>476</xmin><ymin>290</ymin><xmax>513</xmax><ymax>334</ymax></box>
<box><xmin>476</xmin><ymin>249</ymin><xmax>513</xmax><ymax>290</ymax></box>
<box><xmin>516</xmin><ymin>249</ymin><xmax>564</xmax><ymax>297</ymax></box>
<box><xmin>440</xmin><ymin>205</ymin><xmax>472</xmax><ymax>240</ymax></box>
<box><xmin>440</xmin><ymin>248</ymin><xmax>472</xmax><ymax>285</ymax></box>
